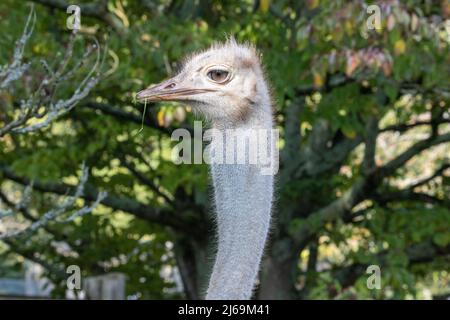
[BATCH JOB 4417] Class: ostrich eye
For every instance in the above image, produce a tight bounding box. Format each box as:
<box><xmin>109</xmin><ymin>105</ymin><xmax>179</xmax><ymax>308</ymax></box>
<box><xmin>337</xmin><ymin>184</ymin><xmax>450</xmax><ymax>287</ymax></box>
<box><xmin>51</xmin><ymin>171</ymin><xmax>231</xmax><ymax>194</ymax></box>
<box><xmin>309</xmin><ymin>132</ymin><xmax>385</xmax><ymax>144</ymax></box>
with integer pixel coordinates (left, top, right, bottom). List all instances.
<box><xmin>207</xmin><ymin>69</ymin><xmax>229</xmax><ymax>83</ymax></box>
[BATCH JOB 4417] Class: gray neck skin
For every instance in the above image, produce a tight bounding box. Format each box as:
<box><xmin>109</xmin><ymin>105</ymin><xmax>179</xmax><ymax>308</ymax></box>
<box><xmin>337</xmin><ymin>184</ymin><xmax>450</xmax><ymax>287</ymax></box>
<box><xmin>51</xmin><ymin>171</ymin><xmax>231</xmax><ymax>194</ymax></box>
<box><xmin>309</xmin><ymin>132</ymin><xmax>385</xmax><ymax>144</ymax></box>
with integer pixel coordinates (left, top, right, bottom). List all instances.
<box><xmin>205</xmin><ymin>106</ymin><xmax>274</xmax><ymax>300</ymax></box>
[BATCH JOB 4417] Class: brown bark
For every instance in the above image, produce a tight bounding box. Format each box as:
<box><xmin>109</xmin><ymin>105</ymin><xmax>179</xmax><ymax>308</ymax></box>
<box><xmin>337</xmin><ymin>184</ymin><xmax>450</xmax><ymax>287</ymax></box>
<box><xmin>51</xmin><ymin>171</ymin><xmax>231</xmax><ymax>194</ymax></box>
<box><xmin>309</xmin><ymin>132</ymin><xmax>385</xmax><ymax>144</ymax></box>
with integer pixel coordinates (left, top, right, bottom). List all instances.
<box><xmin>173</xmin><ymin>235</ymin><xmax>211</xmax><ymax>299</ymax></box>
<box><xmin>257</xmin><ymin>239</ymin><xmax>298</xmax><ymax>299</ymax></box>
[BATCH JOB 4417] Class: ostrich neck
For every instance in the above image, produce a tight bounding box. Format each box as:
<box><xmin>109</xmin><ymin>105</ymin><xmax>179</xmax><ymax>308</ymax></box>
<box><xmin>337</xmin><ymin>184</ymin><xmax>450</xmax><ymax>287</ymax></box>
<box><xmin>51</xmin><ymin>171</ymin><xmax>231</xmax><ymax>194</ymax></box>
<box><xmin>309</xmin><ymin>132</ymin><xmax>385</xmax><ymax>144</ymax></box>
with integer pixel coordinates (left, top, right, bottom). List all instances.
<box><xmin>205</xmin><ymin>106</ymin><xmax>274</xmax><ymax>300</ymax></box>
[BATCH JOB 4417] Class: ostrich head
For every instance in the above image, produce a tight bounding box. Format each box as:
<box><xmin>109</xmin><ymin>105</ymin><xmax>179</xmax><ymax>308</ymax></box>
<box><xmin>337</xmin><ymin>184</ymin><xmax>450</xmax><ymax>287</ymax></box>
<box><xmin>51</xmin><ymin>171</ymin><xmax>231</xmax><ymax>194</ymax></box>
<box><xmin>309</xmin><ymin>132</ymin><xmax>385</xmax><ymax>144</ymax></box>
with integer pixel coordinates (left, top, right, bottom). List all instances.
<box><xmin>136</xmin><ymin>39</ymin><xmax>269</xmax><ymax>124</ymax></box>
<box><xmin>137</xmin><ymin>39</ymin><xmax>275</xmax><ymax>300</ymax></box>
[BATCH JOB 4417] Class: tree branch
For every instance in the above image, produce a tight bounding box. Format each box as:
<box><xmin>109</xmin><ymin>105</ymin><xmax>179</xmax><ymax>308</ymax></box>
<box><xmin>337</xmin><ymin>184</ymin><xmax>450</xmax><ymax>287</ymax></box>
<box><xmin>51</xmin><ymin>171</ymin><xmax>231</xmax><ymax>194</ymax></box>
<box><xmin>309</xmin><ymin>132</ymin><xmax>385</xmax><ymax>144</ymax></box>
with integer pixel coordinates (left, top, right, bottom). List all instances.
<box><xmin>0</xmin><ymin>11</ymin><xmax>101</xmax><ymax>137</ymax></box>
<box><xmin>362</xmin><ymin>116</ymin><xmax>378</xmax><ymax>174</ymax></box>
<box><xmin>81</xmin><ymin>102</ymin><xmax>193</xmax><ymax>136</ymax></box>
<box><xmin>379</xmin><ymin>132</ymin><xmax>450</xmax><ymax>178</ymax></box>
<box><xmin>294</xmin><ymin>74</ymin><xmax>354</xmax><ymax>97</ymax></box>
<box><xmin>373</xmin><ymin>190</ymin><xmax>449</xmax><ymax>207</ymax></box>
<box><xmin>0</xmin><ymin>165</ymin><xmax>106</xmax><ymax>241</ymax></box>
<box><xmin>295</xmin><ymin>136</ymin><xmax>363</xmax><ymax>178</ymax></box>
<box><xmin>293</xmin><ymin>132</ymin><xmax>450</xmax><ymax>249</ymax></box>
<box><xmin>2</xmin><ymin>238</ymin><xmax>68</xmax><ymax>281</ymax></box>
<box><xmin>332</xmin><ymin>242</ymin><xmax>450</xmax><ymax>290</ymax></box>
<box><xmin>0</xmin><ymin>165</ymin><xmax>189</xmax><ymax>232</ymax></box>
<box><xmin>83</xmin><ymin>102</ymin><xmax>163</xmax><ymax>131</ymax></box>
<box><xmin>409</xmin><ymin>163</ymin><xmax>450</xmax><ymax>190</ymax></box>
<box><xmin>381</xmin><ymin>118</ymin><xmax>450</xmax><ymax>133</ymax></box>
<box><xmin>118</xmin><ymin>156</ymin><xmax>175</xmax><ymax>206</ymax></box>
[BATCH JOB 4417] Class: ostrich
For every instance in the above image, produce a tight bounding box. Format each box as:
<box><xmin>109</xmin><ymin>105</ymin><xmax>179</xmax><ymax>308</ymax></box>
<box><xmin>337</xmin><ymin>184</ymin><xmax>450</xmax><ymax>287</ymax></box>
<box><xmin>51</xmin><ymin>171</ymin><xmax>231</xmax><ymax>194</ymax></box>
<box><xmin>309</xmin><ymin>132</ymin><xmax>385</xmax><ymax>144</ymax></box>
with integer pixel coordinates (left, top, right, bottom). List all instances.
<box><xmin>137</xmin><ymin>39</ymin><xmax>276</xmax><ymax>300</ymax></box>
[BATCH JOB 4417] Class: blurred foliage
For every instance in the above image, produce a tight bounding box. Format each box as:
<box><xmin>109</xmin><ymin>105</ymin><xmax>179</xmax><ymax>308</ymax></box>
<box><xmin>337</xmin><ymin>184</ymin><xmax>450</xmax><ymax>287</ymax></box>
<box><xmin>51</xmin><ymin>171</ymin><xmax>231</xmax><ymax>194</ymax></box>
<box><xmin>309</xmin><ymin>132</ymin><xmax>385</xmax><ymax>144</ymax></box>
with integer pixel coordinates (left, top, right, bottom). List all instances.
<box><xmin>0</xmin><ymin>0</ymin><xmax>449</xmax><ymax>299</ymax></box>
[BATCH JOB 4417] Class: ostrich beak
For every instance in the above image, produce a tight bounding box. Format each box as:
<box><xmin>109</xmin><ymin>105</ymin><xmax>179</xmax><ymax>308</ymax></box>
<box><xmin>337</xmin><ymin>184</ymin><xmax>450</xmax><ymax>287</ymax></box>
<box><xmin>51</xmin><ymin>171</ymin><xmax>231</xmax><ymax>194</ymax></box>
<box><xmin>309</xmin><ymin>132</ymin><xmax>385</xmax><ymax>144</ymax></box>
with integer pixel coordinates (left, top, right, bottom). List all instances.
<box><xmin>136</xmin><ymin>77</ymin><xmax>215</xmax><ymax>103</ymax></box>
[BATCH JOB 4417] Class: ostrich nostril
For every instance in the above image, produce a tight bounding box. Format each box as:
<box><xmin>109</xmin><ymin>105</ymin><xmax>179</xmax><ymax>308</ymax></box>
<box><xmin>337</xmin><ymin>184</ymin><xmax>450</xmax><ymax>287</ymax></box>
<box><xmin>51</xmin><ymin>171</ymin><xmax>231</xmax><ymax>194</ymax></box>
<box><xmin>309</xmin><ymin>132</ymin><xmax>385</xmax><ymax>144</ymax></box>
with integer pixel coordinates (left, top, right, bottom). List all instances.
<box><xmin>164</xmin><ymin>83</ymin><xmax>176</xmax><ymax>89</ymax></box>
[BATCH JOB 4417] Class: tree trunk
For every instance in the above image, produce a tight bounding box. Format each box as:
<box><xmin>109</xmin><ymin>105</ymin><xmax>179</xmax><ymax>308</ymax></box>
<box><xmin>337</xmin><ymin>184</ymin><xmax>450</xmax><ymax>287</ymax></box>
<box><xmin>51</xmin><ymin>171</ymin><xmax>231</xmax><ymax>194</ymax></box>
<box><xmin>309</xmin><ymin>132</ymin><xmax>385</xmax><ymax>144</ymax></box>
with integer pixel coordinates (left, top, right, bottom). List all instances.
<box><xmin>257</xmin><ymin>239</ymin><xmax>298</xmax><ymax>299</ymax></box>
<box><xmin>173</xmin><ymin>234</ymin><xmax>211</xmax><ymax>299</ymax></box>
